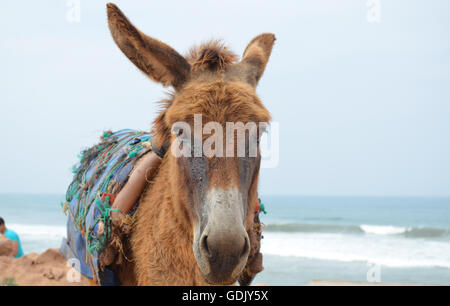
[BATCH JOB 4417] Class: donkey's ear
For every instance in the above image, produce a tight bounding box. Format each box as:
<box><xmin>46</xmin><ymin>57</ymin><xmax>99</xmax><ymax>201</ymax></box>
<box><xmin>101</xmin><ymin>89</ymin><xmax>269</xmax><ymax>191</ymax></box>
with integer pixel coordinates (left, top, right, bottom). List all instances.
<box><xmin>239</xmin><ymin>33</ymin><xmax>276</xmax><ymax>87</ymax></box>
<box><xmin>106</xmin><ymin>3</ymin><xmax>190</xmax><ymax>89</ymax></box>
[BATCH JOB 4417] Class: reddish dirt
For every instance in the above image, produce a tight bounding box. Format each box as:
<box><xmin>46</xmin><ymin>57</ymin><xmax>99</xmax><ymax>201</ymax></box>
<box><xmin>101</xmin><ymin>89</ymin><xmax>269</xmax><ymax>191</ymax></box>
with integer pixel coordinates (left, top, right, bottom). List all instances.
<box><xmin>0</xmin><ymin>248</ymin><xmax>89</xmax><ymax>286</ymax></box>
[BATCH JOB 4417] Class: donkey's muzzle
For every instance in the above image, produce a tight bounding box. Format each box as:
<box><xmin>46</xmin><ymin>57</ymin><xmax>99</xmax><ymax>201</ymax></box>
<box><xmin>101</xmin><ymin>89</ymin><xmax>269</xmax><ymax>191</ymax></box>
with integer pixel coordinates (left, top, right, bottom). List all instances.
<box><xmin>199</xmin><ymin>228</ymin><xmax>250</xmax><ymax>284</ymax></box>
<box><xmin>194</xmin><ymin>188</ymin><xmax>250</xmax><ymax>285</ymax></box>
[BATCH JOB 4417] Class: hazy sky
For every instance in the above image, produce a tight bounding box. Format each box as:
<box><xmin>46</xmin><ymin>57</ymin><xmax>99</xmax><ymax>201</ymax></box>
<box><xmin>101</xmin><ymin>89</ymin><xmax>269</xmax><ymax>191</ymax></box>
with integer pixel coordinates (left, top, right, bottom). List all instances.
<box><xmin>1</xmin><ymin>0</ymin><xmax>449</xmax><ymax>196</ymax></box>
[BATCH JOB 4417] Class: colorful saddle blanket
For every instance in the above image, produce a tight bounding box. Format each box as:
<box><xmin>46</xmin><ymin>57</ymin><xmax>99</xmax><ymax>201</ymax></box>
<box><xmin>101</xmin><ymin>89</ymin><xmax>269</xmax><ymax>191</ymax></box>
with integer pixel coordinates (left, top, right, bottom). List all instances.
<box><xmin>60</xmin><ymin>130</ymin><xmax>152</xmax><ymax>285</ymax></box>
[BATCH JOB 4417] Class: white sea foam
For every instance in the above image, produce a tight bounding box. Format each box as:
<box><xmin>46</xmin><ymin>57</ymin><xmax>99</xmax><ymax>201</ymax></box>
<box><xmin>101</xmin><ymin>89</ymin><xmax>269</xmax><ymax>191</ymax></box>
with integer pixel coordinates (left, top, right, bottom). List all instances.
<box><xmin>360</xmin><ymin>224</ymin><xmax>408</xmax><ymax>235</ymax></box>
<box><xmin>261</xmin><ymin>232</ymin><xmax>450</xmax><ymax>269</ymax></box>
<box><xmin>8</xmin><ymin>223</ymin><xmax>66</xmax><ymax>239</ymax></box>
<box><xmin>7</xmin><ymin>223</ymin><xmax>66</xmax><ymax>253</ymax></box>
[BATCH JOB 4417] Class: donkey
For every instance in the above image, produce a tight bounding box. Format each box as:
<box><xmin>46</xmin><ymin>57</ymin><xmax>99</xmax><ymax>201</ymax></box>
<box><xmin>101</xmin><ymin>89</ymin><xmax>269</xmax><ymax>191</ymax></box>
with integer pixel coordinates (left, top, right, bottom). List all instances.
<box><xmin>106</xmin><ymin>3</ymin><xmax>275</xmax><ymax>285</ymax></box>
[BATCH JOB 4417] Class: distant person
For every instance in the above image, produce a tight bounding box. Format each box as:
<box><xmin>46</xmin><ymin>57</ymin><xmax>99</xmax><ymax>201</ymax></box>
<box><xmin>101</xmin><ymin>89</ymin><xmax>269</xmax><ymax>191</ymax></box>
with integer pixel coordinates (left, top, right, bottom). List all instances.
<box><xmin>0</xmin><ymin>217</ymin><xmax>24</xmax><ymax>258</ymax></box>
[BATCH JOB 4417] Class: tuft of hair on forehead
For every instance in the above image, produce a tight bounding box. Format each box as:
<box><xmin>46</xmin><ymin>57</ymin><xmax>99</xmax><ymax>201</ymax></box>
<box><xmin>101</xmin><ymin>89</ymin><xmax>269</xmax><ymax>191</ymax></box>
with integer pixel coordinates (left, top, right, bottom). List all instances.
<box><xmin>186</xmin><ymin>40</ymin><xmax>239</xmax><ymax>72</ymax></box>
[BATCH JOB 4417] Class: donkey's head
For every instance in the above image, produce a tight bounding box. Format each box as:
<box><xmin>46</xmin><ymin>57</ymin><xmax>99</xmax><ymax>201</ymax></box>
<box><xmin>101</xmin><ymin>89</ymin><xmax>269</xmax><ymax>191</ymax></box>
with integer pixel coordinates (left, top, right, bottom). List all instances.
<box><xmin>107</xmin><ymin>3</ymin><xmax>274</xmax><ymax>285</ymax></box>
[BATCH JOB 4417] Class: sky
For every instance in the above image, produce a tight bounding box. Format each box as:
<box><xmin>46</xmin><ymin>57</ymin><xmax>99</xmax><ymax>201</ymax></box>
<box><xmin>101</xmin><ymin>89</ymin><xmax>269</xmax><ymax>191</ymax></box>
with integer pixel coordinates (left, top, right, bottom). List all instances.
<box><xmin>1</xmin><ymin>0</ymin><xmax>449</xmax><ymax>196</ymax></box>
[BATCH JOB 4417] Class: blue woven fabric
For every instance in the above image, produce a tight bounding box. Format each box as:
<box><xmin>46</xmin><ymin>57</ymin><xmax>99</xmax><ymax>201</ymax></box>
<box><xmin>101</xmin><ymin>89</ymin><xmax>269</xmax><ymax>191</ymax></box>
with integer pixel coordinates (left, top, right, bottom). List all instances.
<box><xmin>60</xmin><ymin>129</ymin><xmax>152</xmax><ymax>285</ymax></box>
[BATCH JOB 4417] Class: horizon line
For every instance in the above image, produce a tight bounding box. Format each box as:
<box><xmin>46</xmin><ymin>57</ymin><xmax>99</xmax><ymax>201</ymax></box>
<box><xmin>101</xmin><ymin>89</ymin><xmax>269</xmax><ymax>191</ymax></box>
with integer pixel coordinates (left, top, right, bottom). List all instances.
<box><xmin>0</xmin><ymin>192</ymin><xmax>449</xmax><ymax>199</ymax></box>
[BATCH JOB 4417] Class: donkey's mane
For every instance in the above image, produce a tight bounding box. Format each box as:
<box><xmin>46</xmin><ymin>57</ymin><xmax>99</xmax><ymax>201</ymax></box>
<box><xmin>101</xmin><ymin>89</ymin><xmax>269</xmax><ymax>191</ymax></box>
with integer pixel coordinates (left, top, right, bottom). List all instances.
<box><xmin>186</xmin><ymin>40</ymin><xmax>239</xmax><ymax>72</ymax></box>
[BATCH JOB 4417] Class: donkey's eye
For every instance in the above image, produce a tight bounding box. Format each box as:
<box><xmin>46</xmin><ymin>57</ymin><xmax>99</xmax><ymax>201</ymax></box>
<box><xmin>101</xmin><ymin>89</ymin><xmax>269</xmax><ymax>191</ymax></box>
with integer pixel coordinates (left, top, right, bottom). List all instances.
<box><xmin>257</xmin><ymin>129</ymin><xmax>266</xmax><ymax>144</ymax></box>
<box><xmin>172</xmin><ymin>126</ymin><xmax>185</xmax><ymax>138</ymax></box>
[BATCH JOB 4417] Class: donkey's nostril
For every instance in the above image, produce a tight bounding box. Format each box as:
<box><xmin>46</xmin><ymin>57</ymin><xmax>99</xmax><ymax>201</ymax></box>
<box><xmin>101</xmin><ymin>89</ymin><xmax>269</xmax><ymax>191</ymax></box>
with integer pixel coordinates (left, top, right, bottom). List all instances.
<box><xmin>201</xmin><ymin>235</ymin><xmax>211</xmax><ymax>257</ymax></box>
<box><xmin>240</xmin><ymin>236</ymin><xmax>250</xmax><ymax>258</ymax></box>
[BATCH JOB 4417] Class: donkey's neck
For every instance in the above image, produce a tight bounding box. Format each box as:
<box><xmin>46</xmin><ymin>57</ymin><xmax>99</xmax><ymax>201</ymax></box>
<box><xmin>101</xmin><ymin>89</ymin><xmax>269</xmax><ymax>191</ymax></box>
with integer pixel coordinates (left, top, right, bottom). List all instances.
<box><xmin>130</xmin><ymin>158</ymin><xmax>208</xmax><ymax>285</ymax></box>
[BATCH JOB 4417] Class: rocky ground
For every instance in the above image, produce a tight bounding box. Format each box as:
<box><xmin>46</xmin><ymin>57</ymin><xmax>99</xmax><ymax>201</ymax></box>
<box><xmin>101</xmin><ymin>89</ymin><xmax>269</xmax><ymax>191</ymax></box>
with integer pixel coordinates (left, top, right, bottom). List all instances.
<box><xmin>0</xmin><ymin>242</ymin><xmax>89</xmax><ymax>286</ymax></box>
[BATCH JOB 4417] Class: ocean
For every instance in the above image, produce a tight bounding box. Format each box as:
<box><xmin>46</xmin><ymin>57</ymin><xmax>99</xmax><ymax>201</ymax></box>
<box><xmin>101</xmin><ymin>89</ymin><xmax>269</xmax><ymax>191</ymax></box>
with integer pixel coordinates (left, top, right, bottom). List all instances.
<box><xmin>1</xmin><ymin>194</ymin><xmax>449</xmax><ymax>285</ymax></box>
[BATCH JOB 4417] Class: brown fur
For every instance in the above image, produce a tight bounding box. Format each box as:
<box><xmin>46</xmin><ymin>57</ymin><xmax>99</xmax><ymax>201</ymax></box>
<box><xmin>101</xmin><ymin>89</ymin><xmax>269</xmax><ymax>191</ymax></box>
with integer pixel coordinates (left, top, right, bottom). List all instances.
<box><xmin>187</xmin><ymin>40</ymin><xmax>239</xmax><ymax>72</ymax></box>
<box><xmin>107</xmin><ymin>4</ymin><xmax>190</xmax><ymax>89</ymax></box>
<box><xmin>106</xmin><ymin>3</ymin><xmax>275</xmax><ymax>285</ymax></box>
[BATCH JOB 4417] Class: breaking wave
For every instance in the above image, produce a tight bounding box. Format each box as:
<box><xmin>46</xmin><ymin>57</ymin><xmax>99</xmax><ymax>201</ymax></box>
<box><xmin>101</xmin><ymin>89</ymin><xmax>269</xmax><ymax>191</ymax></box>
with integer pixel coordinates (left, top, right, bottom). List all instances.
<box><xmin>261</xmin><ymin>231</ymin><xmax>450</xmax><ymax>268</ymax></box>
<box><xmin>264</xmin><ymin>223</ymin><xmax>450</xmax><ymax>239</ymax></box>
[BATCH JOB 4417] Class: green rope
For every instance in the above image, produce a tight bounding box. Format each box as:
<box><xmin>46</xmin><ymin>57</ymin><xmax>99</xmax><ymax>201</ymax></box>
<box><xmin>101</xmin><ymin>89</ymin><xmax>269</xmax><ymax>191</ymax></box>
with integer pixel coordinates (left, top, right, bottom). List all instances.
<box><xmin>260</xmin><ymin>203</ymin><xmax>267</xmax><ymax>214</ymax></box>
